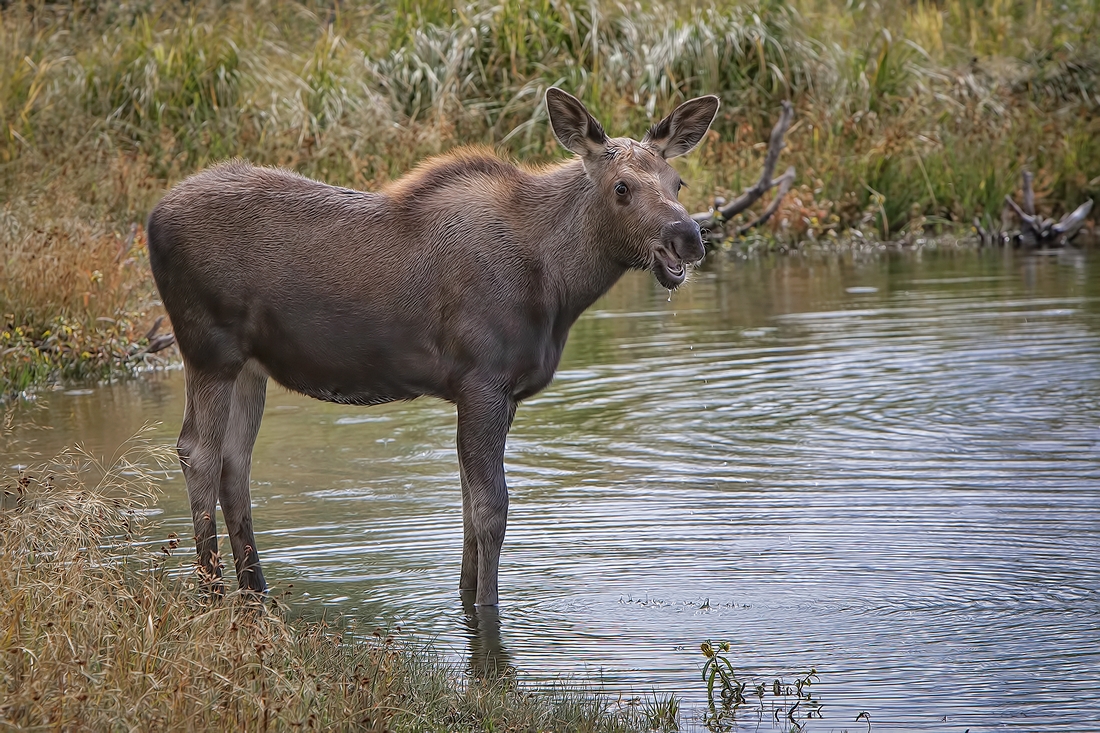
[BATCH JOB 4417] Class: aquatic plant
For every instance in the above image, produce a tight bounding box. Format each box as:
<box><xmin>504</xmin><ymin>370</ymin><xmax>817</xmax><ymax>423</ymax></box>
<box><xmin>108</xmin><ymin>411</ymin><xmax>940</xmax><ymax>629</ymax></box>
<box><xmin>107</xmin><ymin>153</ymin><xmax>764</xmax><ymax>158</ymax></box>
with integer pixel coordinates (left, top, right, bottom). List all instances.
<box><xmin>698</xmin><ymin>640</ymin><xmax>823</xmax><ymax>732</ymax></box>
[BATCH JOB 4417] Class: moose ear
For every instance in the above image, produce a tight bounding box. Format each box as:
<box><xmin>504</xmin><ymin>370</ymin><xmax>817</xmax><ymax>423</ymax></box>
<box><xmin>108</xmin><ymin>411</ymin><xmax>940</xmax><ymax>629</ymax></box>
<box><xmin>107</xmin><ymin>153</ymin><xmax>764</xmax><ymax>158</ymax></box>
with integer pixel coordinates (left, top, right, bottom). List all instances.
<box><xmin>643</xmin><ymin>95</ymin><xmax>721</xmax><ymax>159</ymax></box>
<box><xmin>546</xmin><ymin>88</ymin><xmax>608</xmax><ymax>159</ymax></box>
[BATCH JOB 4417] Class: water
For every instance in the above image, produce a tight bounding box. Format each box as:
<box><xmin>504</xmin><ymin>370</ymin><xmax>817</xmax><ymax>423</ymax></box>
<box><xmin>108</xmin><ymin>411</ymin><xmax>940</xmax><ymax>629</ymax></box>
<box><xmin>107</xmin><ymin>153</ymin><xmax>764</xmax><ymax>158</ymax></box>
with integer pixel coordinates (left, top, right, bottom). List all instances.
<box><xmin>4</xmin><ymin>247</ymin><xmax>1100</xmax><ymax>731</ymax></box>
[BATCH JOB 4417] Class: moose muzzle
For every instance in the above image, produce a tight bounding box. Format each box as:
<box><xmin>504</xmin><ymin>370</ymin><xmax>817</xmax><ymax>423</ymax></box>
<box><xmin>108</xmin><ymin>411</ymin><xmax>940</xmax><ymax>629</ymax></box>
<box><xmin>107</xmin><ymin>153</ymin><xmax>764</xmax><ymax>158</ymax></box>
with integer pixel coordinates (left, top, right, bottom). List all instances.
<box><xmin>653</xmin><ymin>219</ymin><xmax>705</xmax><ymax>289</ymax></box>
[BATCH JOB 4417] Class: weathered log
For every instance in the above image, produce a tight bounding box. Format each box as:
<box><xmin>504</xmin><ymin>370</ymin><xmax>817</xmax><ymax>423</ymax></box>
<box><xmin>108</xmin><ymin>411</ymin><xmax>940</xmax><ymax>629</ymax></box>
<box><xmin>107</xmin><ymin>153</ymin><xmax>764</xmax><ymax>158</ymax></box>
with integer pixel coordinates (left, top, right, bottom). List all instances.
<box><xmin>1052</xmin><ymin>199</ymin><xmax>1093</xmax><ymax>238</ymax></box>
<box><xmin>130</xmin><ymin>315</ymin><xmax>176</xmax><ymax>361</ymax></box>
<box><xmin>692</xmin><ymin>101</ymin><xmax>796</xmax><ymax>240</ymax></box>
<box><xmin>978</xmin><ymin>171</ymin><xmax>1092</xmax><ymax>248</ymax></box>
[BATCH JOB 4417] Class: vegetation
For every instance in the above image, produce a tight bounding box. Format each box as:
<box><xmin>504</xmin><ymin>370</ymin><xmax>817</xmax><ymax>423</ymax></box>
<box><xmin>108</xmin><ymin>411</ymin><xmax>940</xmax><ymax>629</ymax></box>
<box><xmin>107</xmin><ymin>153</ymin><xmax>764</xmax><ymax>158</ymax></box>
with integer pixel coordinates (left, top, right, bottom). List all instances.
<box><xmin>0</xmin><ymin>432</ymin><xmax>677</xmax><ymax>731</ymax></box>
<box><xmin>1</xmin><ymin>0</ymin><xmax>1098</xmax><ymax>396</ymax></box>
<box><xmin>699</xmin><ymin>641</ymin><xmax>821</xmax><ymax>732</ymax></box>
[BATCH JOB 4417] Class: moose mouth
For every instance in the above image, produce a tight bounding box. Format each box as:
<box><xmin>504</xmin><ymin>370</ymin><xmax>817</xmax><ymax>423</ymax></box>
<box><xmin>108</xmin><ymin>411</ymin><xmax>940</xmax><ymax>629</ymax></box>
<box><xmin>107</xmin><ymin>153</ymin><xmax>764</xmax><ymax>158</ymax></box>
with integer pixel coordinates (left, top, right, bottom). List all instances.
<box><xmin>652</xmin><ymin>246</ymin><xmax>689</xmax><ymax>289</ymax></box>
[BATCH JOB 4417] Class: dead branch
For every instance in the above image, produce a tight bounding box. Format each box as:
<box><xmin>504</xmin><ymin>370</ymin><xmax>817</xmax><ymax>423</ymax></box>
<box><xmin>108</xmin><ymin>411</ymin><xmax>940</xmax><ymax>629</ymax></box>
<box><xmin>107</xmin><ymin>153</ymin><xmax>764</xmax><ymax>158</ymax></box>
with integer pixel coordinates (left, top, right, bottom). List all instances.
<box><xmin>737</xmin><ymin>166</ymin><xmax>796</xmax><ymax>235</ymax></box>
<box><xmin>129</xmin><ymin>316</ymin><xmax>175</xmax><ymax>362</ymax></box>
<box><xmin>145</xmin><ymin>334</ymin><xmax>176</xmax><ymax>355</ymax></box>
<box><xmin>144</xmin><ymin>315</ymin><xmax>166</xmax><ymax>341</ymax></box>
<box><xmin>1021</xmin><ymin>171</ymin><xmax>1034</xmax><ymax>215</ymax></box>
<box><xmin>975</xmin><ymin>171</ymin><xmax>1093</xmax><ymax>248</ymax></box>
<box><xmin>692</xmin><ymin>101</ymin><xmax>796</xmax><ymax>240</ymax></box>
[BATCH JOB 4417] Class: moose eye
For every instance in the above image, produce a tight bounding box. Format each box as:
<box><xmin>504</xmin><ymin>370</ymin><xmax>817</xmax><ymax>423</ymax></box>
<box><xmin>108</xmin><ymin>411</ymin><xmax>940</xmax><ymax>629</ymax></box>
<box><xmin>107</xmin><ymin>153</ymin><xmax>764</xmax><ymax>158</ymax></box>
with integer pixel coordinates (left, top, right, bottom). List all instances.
<box><xmin>615</xmin><ymin>182</ymin><xmax>628</xmax><ymax>196</ymax></box>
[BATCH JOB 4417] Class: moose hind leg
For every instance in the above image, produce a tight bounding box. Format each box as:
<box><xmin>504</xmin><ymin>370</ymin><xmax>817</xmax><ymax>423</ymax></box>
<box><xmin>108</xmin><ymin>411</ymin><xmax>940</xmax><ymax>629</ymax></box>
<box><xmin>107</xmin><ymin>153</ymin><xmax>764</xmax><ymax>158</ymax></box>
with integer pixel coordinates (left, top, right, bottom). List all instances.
<box><xmin>459</xmin><ymin>454</ymin><xmax>479</xmax><ymax>593</ymax></box>
<box><xmin>456</xmin><ymin>395</ymin><xmax>516</xmax><ymax>606</ymax></box>
<box><xmin>219</xmin><ymin>360</ymin><xmax>269</xmax><ymax>594</ymax></box>
<box><xmin>178</xmin><ymin>363</ymin><xmax>238</xmax><ymax>592</ymax></box>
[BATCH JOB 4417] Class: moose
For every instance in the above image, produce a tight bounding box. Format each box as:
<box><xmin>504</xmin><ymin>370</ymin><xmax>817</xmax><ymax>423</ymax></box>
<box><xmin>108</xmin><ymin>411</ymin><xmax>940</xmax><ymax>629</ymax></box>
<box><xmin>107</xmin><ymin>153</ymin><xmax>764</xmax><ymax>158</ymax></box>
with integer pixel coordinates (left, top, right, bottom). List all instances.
<box><xmin>147</xmin><ymin>88</ymin><xmax>719</xmax><ymax>606</ymax></box>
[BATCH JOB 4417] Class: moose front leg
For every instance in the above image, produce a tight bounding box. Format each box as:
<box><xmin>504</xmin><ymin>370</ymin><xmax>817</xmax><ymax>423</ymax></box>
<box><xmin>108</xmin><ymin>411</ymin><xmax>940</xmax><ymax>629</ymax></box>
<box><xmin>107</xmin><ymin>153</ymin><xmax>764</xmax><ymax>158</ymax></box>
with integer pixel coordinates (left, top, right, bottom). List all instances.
<box><xmin>459</xmin><ymin>462</ymin><xmax>479</xmax><ymax>594</ymax></box>
<box><xmin>456</xmin><ymin>393</ymin><xmax>516</xmax><ymax>606</ymax></box>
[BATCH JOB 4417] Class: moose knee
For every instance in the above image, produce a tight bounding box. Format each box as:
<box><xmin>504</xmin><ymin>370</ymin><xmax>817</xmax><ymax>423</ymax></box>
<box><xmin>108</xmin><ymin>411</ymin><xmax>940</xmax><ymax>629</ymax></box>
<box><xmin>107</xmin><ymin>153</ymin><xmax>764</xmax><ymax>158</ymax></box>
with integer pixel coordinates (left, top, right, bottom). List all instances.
<box><xmin>219</xmin><ymin>451</ymin><xmax>252</xmax><ymax>484</ymax></box>
<box><xmin>177</xmin><ymin>437</ymin><xmax>221</xmax><ymax>481</ymax></box>
<box><xmin>472</xmin><ymin>489</ymin><xmax>508</xmax><ymax>540</ymax></box>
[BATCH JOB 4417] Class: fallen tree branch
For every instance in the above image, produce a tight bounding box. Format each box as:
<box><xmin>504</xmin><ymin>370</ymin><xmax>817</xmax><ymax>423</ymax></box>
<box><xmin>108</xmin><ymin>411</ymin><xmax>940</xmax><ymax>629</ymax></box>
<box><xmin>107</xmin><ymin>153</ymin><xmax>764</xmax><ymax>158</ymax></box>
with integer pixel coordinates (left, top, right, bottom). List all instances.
<box><xmin>980</xmin><ymin>171</ymin><xmax>1094</xmax><ymax>248</ymax></box>
<box><xmin>737</xmin><ymin>166</ymin><xmax>796</xmax><ymax>235</ymax></box>
<box><xmin>998</xmin><ymin>171</ymin><xmax>1091</xmax><ymax>248</ymax></box>
<box><xmin>692</xmin><ymin>101</ymin><xmax>796</xmax><ymax>240</ymax></box>
<box><xmin>128</xmin><ymin>316</ymin><xmax>176</xmax><ymax>361</ymax></box>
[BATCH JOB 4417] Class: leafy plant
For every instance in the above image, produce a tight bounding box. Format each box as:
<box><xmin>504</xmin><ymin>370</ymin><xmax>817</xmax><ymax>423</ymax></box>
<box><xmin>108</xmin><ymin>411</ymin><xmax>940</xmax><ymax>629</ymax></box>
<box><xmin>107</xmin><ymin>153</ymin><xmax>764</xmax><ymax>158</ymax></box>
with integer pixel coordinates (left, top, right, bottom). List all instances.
<box><xmin>699</xmin><ymin>641</ymin><xmax>823</xmax><ymax>732</ymax></box>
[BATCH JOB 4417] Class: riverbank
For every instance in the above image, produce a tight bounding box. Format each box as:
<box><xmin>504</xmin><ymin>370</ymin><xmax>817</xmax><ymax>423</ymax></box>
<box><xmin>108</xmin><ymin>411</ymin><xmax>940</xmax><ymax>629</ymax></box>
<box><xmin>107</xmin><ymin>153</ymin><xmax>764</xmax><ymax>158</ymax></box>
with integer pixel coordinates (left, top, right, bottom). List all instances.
<box><xmin>0</xmin><ymin>435</ymin><xmax>675</xmax><ymax>732</ymax></box>
<box><xmin>3</xmin><ymin>0</ymin><xmax>1097</xmax><ymax>397</ymax></box>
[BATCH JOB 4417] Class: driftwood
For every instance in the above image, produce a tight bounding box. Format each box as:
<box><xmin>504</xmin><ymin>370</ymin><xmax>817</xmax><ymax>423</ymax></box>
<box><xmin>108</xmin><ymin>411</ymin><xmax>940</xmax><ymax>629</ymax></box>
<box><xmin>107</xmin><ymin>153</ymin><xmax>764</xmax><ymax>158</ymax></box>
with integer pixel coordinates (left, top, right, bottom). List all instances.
<box><xmin>129</xmin><ymin>315</ymin><xmax>175</xmax><ymax>361</ymax></box>
<box><xmin>975</xmin><ymin>171</ymin><xmax>1093</xmax><ymax>248</ymax></box>
<box><xmin>692</xmin><ymin>101</ymin><xmax>796</xmax><ymax>241</ymax></box>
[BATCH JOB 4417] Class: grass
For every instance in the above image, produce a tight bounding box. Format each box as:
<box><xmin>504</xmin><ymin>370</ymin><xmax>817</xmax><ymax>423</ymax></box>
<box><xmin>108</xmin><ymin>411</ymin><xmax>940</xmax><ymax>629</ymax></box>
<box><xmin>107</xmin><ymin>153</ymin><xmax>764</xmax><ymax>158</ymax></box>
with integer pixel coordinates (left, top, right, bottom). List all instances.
<box><xmin>1</xmin><ymin>0</ymin><xmax>1098</xmax><ymax>396</ymax></box>
<box><xmin>0</xmin><ymin>430</ymin><xmax>677</xmax><ymax>732</ymax></box>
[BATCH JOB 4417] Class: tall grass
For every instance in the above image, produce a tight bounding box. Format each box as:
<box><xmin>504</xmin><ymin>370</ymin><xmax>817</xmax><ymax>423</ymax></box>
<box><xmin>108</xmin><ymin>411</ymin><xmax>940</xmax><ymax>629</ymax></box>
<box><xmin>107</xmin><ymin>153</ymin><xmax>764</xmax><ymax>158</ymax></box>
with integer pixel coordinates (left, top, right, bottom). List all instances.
<box><xmin>1</xmin><ymin>0</ymin><xmax>1098</xmax><ymax>394</ymax></box>
<box><xmin>0</xmin><ymin>432</ymin><xmax>673</xmax><ymax>731</ymax></box>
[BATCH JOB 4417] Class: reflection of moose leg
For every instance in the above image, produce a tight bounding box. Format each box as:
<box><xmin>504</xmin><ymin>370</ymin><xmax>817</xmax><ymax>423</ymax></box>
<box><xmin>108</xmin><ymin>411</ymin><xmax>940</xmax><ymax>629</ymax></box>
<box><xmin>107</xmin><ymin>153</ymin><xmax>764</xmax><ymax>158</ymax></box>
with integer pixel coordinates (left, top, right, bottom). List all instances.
<box><xmin>218</xmin><ymin>361</ymin><xmax>268</xmax><ymax>594</ymax></box>
<box><xmin>457</xmin><ymin>394</ymin><xmax>515</xmax><ymax>607</ymax></box>
<box><xmin>463</xmin><ymin>596</ymin><xmax>511</xmax><ymax>678</ymax></box>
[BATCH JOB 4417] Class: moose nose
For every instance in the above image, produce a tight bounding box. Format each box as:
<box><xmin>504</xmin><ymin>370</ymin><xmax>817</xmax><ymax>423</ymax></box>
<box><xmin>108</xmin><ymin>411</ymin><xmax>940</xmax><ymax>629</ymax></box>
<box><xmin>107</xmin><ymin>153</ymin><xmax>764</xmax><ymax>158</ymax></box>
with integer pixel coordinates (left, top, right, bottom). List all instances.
<box><xmin>663</xmin><ymin>219</ymin><xmax>705</xmax><ymax>262</ymax></box>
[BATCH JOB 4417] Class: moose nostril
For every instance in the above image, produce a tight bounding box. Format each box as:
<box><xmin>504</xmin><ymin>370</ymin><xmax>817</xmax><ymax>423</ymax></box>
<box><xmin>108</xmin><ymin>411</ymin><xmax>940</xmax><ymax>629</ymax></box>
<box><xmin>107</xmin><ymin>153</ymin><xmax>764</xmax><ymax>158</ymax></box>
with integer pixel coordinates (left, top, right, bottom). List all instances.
<box><xmin>666</xmin><ymin>220</ymin><xmax>704</xmax><ymax>261</ymax></box>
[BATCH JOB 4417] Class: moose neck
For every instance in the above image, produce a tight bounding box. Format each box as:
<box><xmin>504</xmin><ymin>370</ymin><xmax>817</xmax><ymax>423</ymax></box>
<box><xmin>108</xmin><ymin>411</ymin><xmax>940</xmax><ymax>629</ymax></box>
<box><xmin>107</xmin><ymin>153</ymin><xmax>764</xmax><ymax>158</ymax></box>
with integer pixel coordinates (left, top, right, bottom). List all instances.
<box><xmin>522</xmin><ymin>160</ymin><xmax>632</xmax><ymax>328</ymax></box>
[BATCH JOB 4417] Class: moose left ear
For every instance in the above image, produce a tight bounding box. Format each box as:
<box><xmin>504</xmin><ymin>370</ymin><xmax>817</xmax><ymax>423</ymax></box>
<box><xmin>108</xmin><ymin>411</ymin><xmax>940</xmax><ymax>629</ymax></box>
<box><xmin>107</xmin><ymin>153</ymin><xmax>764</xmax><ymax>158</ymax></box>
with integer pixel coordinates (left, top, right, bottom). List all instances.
<box><xmin>643</xmin><ymin>95</ymin><xmax>721</xmax><ymax>159</ymax></box>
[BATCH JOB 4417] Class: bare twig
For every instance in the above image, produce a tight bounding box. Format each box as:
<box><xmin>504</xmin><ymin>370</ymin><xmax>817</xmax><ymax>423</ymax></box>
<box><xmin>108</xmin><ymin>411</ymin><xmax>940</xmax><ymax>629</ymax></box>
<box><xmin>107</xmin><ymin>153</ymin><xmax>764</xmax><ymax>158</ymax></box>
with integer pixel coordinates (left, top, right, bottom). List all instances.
<box><xmin>737</xmin><ymin>166</ymin><xmax>796</xmax><ymax>234</ymax></box>
<box><xmin>991</xmin><ymin>171</ymin><xmax>1093</xmax><ymax>248</ymax></box>
<box><xmin>692</xmin><ymin>102</ymin><xmax>796</xmax><ymax>239</ymax></box>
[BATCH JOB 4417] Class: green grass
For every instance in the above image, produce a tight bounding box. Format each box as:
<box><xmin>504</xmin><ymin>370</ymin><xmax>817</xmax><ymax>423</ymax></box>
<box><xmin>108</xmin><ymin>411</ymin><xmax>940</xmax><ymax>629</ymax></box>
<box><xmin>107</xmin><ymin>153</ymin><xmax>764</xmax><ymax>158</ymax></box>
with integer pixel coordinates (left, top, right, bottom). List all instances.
<box><xmin>1</xmin><ymin>0</ymin><xmax>1098</xmax><ymax>395</ymax></box>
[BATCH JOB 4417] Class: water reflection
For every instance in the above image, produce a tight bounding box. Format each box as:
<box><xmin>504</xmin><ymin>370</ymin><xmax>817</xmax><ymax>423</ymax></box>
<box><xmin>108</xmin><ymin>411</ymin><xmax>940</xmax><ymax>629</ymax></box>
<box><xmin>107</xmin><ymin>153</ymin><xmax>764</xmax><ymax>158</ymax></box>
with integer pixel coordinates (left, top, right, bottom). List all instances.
<box><xmin>3</xmin><ymin>247</ymin><xmax>1100</xmax><ymax>731</ymax></box>
<box><xmin>461</xmin><ymin>594</ymin><xmax>511</xmax><ymax>679</ymax></box>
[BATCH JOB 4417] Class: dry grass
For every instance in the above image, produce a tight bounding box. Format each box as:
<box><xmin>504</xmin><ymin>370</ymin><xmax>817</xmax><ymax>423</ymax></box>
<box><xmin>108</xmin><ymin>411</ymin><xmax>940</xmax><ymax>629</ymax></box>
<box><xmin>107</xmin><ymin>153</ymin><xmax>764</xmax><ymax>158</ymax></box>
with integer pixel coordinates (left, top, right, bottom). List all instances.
<box><xmin>0</xmin><ymin>430</ymin><xmax>672</xmax><ymax>731</ymax></box>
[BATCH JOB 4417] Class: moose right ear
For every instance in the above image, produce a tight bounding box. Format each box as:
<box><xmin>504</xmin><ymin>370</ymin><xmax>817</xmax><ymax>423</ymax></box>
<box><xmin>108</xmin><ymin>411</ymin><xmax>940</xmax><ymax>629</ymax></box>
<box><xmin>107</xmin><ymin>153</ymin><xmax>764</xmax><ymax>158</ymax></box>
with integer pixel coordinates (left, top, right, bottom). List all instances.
<box><xmin>546</xmin><ymin>88</ymin><xmax>607</xmax><ymax>159</ymax></box>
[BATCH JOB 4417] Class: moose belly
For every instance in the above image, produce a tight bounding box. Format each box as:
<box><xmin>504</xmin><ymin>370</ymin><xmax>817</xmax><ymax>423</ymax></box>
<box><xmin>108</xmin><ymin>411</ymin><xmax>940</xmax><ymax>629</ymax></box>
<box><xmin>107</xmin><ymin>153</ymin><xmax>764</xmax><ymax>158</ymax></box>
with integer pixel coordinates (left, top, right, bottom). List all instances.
<box><xmin>247</xmin><ymin>305</ymin><xmax>442</xmax><ymax>406</ymax></box>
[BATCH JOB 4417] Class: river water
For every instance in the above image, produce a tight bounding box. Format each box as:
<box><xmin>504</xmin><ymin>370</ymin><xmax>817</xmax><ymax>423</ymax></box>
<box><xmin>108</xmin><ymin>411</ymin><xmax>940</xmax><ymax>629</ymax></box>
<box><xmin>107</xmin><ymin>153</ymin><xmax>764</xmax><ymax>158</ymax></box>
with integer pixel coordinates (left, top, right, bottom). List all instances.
<box><xmin>4</xmin><ymin>246</ymin><xmax>1099</xmax><ymax>731</ymax></box>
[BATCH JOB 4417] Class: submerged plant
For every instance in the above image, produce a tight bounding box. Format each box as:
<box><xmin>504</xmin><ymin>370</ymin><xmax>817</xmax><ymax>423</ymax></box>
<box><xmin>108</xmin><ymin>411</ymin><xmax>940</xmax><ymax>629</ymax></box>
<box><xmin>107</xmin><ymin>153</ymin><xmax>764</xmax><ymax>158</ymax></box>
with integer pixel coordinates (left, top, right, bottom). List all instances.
<box><xmin>701</xmin><ymin>640</ymin><xmax>744</xmax><ymax>707</ymax></box>
<box><xmin>699</xmin><ymin>641</ymin><xmax>823</xmax><ymax>732</ymax></box>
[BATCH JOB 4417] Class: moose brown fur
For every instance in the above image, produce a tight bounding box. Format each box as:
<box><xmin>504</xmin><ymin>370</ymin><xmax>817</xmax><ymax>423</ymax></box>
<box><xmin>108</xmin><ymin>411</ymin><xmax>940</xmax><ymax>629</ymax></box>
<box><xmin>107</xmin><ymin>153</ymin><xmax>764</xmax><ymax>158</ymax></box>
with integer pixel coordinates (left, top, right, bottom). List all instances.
<box><xmin>147</xmin><ymin>88</ymin><xmax>719</xmax><ymax>606</ymax></box>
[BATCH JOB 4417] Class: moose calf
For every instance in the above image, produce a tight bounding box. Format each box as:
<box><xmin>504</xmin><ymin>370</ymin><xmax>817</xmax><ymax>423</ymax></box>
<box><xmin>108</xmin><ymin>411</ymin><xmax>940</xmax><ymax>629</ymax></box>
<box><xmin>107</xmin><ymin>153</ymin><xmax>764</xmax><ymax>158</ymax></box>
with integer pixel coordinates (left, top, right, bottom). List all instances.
<box><xmin>148</xmin><ymin>88</ymin><xmax>718</xmax><ymax>606</ymax></box>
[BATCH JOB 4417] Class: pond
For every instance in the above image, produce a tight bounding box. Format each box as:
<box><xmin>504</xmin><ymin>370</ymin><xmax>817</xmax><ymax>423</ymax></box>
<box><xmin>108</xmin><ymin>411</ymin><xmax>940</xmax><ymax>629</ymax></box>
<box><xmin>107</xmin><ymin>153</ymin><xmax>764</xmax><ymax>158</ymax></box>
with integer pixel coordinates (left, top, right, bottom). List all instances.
<box><xmin>4</xmin><ymin>246</ymin><xmax>1099</xmax><ymax>731</ymax></box>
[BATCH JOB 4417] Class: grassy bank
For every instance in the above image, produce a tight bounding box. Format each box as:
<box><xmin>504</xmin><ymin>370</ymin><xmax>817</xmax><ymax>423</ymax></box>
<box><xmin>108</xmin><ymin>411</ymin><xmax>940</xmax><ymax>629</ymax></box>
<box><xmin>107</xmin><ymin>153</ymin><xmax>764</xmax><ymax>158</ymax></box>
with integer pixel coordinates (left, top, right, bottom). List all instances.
<box><xmin>0</xmin><ymin>434</ymin><xmax>675</xmax><ymax>732</ymax></box>
<box><xmin>2</xmin><ymin>0</ymin><xmax>1098</xmax><ymax>395</ymax></box>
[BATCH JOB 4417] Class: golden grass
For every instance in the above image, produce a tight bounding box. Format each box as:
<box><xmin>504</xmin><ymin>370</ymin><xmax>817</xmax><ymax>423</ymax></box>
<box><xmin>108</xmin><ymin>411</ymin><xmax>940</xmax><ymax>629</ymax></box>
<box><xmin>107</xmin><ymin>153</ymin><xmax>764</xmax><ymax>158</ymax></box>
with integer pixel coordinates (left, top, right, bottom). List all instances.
<box><xmin>0</xmin><ymin>431</ymin><xmax>674</xmax><ymax>731</ymax></box>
